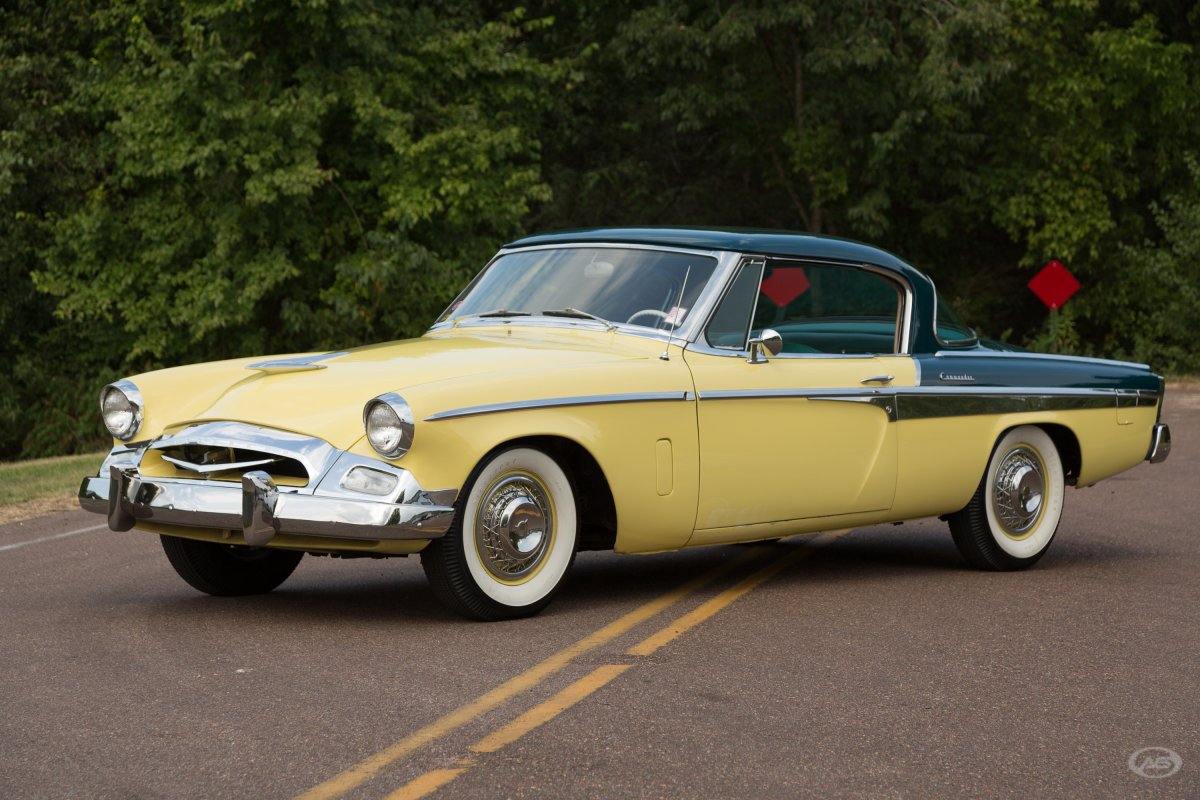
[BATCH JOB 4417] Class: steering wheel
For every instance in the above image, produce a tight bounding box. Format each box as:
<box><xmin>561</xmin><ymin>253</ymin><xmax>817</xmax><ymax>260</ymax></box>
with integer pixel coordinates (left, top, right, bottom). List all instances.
<box><xmin>625</xmin><ymin>308</ymin><xmax>671</xmax><ymax>326</ymax></box>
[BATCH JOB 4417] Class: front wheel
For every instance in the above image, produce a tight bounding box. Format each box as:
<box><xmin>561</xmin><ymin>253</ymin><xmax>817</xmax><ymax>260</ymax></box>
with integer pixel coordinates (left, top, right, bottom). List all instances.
<box><xmin>422</xmin><ymin>447</ymin><xmax>578</xmax><ymax>620</ymax></box>
<box><xmin>160</xmin><ymin>535</ymin><xmax>303</xmax><ymax>595</ymax></box>
<box><xmin>947</xmin><ymin>425</ymin><xmax>1065</xmax><ymax>570</ymax></box>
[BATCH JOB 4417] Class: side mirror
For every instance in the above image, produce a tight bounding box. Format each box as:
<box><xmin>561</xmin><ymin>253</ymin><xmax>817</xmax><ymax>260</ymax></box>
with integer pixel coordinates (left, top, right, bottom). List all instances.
<box><xmin>747</xmin><ymin>329</ymin><xmax>782</xmax><ymax>364</ymax></box>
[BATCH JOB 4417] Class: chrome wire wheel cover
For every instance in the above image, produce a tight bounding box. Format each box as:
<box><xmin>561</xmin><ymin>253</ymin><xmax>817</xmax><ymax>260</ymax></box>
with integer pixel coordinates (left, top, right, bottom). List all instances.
<box><xmin>991</xmin><ymin>445</ymin><xmax>1045</xmax><ymax>538</ymax></box>
<box><xmin>474</xmin><ymin>474</ymin><xmax>554</xmax><ymax>582</ymax></box>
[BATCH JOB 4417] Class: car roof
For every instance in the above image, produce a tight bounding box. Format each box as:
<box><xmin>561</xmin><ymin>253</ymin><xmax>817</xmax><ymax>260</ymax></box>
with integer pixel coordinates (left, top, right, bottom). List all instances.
<box><xmin>505</xmin><ymin>227</ymin><xmax>919</xmax><ymax>276</ymax></box>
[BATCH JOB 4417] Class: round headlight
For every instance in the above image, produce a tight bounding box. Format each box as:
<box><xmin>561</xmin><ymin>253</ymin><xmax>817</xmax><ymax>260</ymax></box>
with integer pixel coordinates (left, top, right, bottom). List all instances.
<box><xmin>364</xmin><ymin>393</ymin><xmax>414</xmax><ymax>458</ymax></box>
<box><xmin>99</xmin><ymin>380</ymin><xmax>144</xmax><ymax>441</ymax></box>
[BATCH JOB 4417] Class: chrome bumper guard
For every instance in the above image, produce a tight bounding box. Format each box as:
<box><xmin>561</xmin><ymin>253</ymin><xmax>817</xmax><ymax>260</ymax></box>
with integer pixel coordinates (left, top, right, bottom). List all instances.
<box><xmin>1147</xmin><ymin>423</ymin><xmax>1171</xmax><ymax>464</ymax></box>
<box><xmin>79</xmin><ymin>465</ymin><xmax>456</xmax><ymax>545</ymax></box>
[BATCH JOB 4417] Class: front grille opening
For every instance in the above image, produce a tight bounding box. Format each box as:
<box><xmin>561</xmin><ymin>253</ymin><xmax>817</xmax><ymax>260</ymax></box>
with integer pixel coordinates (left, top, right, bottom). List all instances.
<box><xmin>147</xmin><ymin>444</ymin><xmax>309</xmax><ymax>485</ymax></box>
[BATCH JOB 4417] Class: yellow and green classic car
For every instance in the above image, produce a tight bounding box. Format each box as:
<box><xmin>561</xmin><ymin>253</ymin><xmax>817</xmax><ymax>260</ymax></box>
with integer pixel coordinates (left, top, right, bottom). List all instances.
<box><xmin>80</xmin><ymin>228</ymin><xmax>1171</xmax><ymax>619</ymax></box>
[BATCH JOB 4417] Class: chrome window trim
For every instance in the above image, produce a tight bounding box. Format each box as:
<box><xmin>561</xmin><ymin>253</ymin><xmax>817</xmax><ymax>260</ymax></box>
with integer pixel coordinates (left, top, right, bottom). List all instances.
<box><xmin>425</xmin><ymin>391</ymin><xmax>695</xmax><ymax>422</ymax></box>
<box><xmin>685</xmin><ymin>338</ymin><xmax>884</xmax><ymax>360</ymax></box>
<box><xmin>702</xmin><ymin>256</ymin><xmax>765</xmax><ymax>351</ymax></box>
<box><xmin>933</xmin><ymin>350</ymin><xmax>1153</xmax><ymax>371</ymax></box>
<box><xmin>927</xmin><ymin>276</ymin><xmax>980</xmax><ymax>348</ymax></box>
<box><xmin>427</xmin><ymin>244</ymin><xmax>741</xmax><ymax>346</ymax></box>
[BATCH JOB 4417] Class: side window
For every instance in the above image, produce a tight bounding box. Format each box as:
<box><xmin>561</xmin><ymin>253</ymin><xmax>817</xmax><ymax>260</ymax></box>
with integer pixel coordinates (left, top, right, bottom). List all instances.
<box><xmin>704</xmin><ymin>260</ymin><xmax>763</xmax><ymax>349</ymax></box>
<box><xmin>750</xmin><ymin>262</ymin><xmax>902</xmax><ymax>355</ymax></box>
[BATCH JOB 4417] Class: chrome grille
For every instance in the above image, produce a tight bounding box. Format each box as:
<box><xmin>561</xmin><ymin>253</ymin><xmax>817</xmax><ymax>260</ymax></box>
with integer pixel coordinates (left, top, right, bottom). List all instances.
<box><xmin>155</xmin><ymin>443</ymin><xmax>309</xmax><ymax>482</ymax></box>
<box><xmin>141</xmin><ymin>421</ymin><xmax>340</xmax><ymax>488</ymax></box>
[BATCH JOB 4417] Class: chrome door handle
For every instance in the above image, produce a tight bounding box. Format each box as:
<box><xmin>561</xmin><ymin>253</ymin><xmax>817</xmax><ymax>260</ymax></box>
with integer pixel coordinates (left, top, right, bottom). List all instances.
<box><xmin>860</xmin><ymin>375</ymin><xmax>894</xmax><ymax>384</ymax></box>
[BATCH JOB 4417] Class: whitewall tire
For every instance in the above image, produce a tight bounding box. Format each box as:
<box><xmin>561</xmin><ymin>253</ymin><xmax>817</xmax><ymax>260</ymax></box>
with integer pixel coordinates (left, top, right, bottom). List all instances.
<box><xmin>948</xmin><ymin>425</ymin><xmax>1064</xmax><ymax>570</ymax></box>
<box><xmin>422</xmin><ymin>447</ymin><xmax>578</xmax><ymax>620</ymax></box>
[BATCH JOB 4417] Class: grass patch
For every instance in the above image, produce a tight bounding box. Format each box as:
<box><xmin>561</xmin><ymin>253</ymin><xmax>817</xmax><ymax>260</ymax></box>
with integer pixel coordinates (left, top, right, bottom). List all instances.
<box><xmin>0</xmin><ymin>452</ymin><xmax>105</xmax><ymax>506</ymax></box>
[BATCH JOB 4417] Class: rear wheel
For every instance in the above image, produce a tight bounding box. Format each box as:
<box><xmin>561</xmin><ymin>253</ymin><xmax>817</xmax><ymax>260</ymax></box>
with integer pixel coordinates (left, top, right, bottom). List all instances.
<box><xmin>422</xmin><ymin>447</ymin><xmax>577</xmax><ymax>621</ymax></box>
<box><xmin>947</xmin><ymin>425</ymin><xmax>1064</xmax><ymax>570</ymax></box>
<box><xmin>160</xmin><ymin>535</ymin><xmax>303</xmax><ymax>596</ymax></box>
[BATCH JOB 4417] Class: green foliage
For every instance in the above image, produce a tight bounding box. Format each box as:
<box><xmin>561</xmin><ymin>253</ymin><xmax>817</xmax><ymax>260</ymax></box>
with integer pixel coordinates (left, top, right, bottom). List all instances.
<box><xmin>1089</xmin><ymin>154</ymin><xmax>1200</xmax><ymax>372</ymax></box>
<box><xmin>33</xmin><ymin>2</ymin><xmax>558</xmax><ymax>363</ymax></box>
<box><xmin>3</xmin><ymin>0</ymin><xmax>1200</xmax><ymax>458</ymax></box>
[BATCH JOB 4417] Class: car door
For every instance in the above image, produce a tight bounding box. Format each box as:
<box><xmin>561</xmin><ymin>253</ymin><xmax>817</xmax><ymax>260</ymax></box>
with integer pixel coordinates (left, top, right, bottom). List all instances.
<box><xmin>684</xmin><ymin>257</ymin><xmax>916</xmax><ymax>536</ymax></box>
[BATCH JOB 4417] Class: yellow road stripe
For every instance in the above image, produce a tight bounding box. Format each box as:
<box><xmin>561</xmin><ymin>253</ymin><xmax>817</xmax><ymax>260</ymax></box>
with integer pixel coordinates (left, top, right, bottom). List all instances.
<box><xmin>295</xmin><ymin>547</ymin><xmax>763</xmax><ymax>800</ymax></box>
<box><xmin>471</xmin><ymin>664</ymin><xmax>633</xmax><ymax>754</ymax></box>
<box><xmin>627</xmin><ymin>531</ymin><xmax>848</xmax><ymax>657</ymax></box>
<box><xmin>382</xmin><ymin>768</ymin><xmax>468</xmax><ymax>800</ymax></box>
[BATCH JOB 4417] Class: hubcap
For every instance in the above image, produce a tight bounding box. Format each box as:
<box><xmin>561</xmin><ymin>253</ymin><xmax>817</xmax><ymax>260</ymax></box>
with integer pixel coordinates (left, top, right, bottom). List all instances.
<box><xmin>992</xmin><ymin>445</ymin><xmax>1045</xmax><ymax>537</ymax></box>
<box><xmin>475</xmin><ymin>474</ymin><xmax>553</xmax><ymax>581</ymax></box>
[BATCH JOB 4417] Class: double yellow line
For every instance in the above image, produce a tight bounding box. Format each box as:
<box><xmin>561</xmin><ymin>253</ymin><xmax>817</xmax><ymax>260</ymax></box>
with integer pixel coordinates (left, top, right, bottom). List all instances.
<box><xmin>298</xmin><ymin>531</ymin><xmax>848</xmax><ymax>800</ymax></box>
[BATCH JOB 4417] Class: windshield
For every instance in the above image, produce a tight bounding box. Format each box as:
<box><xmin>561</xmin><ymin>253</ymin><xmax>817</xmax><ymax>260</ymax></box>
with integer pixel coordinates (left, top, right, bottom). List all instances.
<box><xmin>438</xmin><ymin>247</ymin><xmax>719</xmax><ymax>332</ymax></box>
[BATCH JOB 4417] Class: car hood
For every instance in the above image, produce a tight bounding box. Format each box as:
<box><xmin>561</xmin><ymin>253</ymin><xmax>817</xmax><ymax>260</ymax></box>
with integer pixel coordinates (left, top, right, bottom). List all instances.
<box><xmin>149</xmin><ymin>326</ymin><xmax>670</xmax><ymax>449</ymax></box>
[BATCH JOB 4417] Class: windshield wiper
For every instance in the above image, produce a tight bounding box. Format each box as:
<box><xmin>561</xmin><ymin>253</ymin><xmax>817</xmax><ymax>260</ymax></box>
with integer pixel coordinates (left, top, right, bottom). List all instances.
<box><xmin>541</xmin><ymin>307</ymin><xmax>617</xmax><ymax>331</ymax></box>
<box><xmin>476</xmin><ymin>309</ymin><xmax>531</xmax><ymax>318</ymax></box>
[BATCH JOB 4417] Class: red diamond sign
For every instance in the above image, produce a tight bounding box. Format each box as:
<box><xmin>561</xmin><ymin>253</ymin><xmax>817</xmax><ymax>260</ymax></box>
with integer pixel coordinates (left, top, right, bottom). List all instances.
<box><xmin>761</xmin><ymin>266</ymin><xmax>810</xmax><ymax>308</ymax></box>
<box><xmin>1028</xmin><ymin>260</ymin><xmax>1080</xmax><ymax>310</ymax></box>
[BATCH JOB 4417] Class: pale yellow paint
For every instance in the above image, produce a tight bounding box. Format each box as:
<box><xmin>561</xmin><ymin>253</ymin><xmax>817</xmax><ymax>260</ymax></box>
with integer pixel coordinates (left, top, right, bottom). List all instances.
<box><xmin>684</xmin><ymin>353</ymin><xmax>915</xmax><ymax>531</ymax></box>
<box><xmin>470</xmin><ymin>664</ymin><xmax>633</xmax><ymax>753</ymax></box>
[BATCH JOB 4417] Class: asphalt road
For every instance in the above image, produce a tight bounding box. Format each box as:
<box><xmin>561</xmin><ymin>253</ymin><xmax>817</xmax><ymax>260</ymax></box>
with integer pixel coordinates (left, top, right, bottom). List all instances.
<box><xmin>2</xmin><ymin>392</ymin><xmax>1196</xmax><ymax>800</ymax></box>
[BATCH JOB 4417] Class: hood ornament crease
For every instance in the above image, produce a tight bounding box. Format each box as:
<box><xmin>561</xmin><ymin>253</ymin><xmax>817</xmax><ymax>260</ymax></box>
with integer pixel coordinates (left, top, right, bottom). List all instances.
<box><xmin>246</xmin><ymin>352</ymin><xmax>348</xmax><ymax>374</ymax></box>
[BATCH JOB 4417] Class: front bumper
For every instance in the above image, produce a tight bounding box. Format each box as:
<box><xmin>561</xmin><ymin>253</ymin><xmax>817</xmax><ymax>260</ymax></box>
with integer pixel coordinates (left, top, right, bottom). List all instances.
<box><xmin>79</xmin><ymin>424</ymin><xmax>457</xmax><ymax>546</ymax></box>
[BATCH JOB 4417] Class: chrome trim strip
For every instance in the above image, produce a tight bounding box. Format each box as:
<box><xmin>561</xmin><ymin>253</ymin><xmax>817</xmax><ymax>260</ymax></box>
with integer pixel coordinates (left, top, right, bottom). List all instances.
<box><xmin>698</xmin><ymin>387</ymin><xmax>891</xmax><ymax>401</ymax></box>
<box><xmin>809</xmin><ymin>394</ymin><xmax>897</xmax><ymax>421</ymax></box>
<box><xmin>695</xmin><ymin>385</ymin><xmax>1119</xmax><ymax>421</ymax></box>
<box><xmin>247</xmin><ymin>351</ymin><xmax>347</xmax><ymax>373</ymax></box>
<box><xmin>933</xmin><ymin>350</ymin><xmax>1152</xmax><ymax>371</ymax></box>
<box><xmin>424</xmin><ymin>391</ymin><xmax>694</xmax><ymax>422</ymax></box>
<box><xmin>1147</xmin><ymin>423</ymin><xmax>1171</xmax><ymax>463</ymax></box>
<box><xmin>913</xmin><ymin>357</ymin><xmax>922</xmax><ymax>387</ymax></box>
<box><xmin>903</xmin><ymin>386</ymin><xmax>1115</xmax><ymax>397</ymax></box>
<box><xmin>698</xmin><ymin>386</ymin><xmax>1116</xmax><ymax>401</ymax></box>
